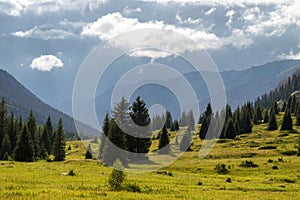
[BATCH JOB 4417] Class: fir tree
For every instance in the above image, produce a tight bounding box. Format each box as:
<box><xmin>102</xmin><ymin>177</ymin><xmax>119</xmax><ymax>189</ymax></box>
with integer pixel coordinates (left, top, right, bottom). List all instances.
<box><xmin>224</xmin><ymin>118</ymin><xmax>236</xmax><ymax>139</ymax></box>
<box><xmin>180</xmin><ymin>131</ymin><xmax>192</xmax><ymax>151</ymax></box>
<box><xmin>281</xmin><ymin>108</ymin><xmax>293</xmax><ymax>131</ymax></box>
<box><xmin>296</xmin><ymin>104</ymin><xmax>300</xmax><ymax>126</ymax></box>
<box><xmin>40</xmin><ymin>123</ymin><xmax>51</xmax><ymax>156</ymax></box>
<box><xmin>0</xmin><ymin>133</ymin><xmax>11</xmax><ymax>160</ymax></box>
<box><xmin>263</xmin><ymin>110</ymin><xmax>269</xmax><ymax>124</ymax></box>
<box><xmin>0</xmin><ymin>97</ymin><xmax>8</xmax><ymax>149</ymax></box>
<box><xmin>27</xmin><ymin>111</ymin><xmax>38</xmax><ymax>157</ymax></box>
<box><xmin>255</xmin><ymin>103</ymin><xmax>263</xmax><ymax>121</ymax></box>
<box><xmin>165</xmin><ymin>111</ymin><xmax>173</xmax><ymax>129</ymax></box>
<box><xmin>290</xmin><ymin>95</ymin><xmax>297</xmax><ymax>114</ymax></box>
<box><xmin>173</xmin><ymin>120</ymin><xmax>179</xmax><ymax>131</ymax></box>
<box><xmin>45</xmin><ymin>116</ymin><xmax>54</xmax><ymax>147</ymax></box>
<box><xmin>102</xmin><ymin>119</ymin><xmax>128</xmax><ymax>166</ymax></box>
<box><xmin>199</xmin><ymin>116</ymin><xmax>209</xmax><ymax>140</ymax></box>
<box><xmin>14</xmin><ymin>125</ymin><xmax>34</xmax><ymax>162</ymax></box>
<box><xmin>253</xmin><ymin>111</ymin><xmax>259</xmax><ymax>125</ymax></box>
<box><xmin>273</xmin><ymin>102</ymin><xmax>279</xmax><ymax>115</ymax></box>
<box><xmin>234</xmin><ymin>120</ymin><xmax>240</xmax><ymax>135</ymax></box>
<box><xmin>268</xmin><ymin>110</ymin><xmax>277</xmax><ymax>131</ymax></box>
<box><xmin>158</xmin><ymin>125</ymin><xmax>170</xmax><ymax>154</ymax></box>
<box><xmin>85</xmin><ymin>143</ymin><xmax>93</xmax><ymax>159</ymax></box>
<box><xmin>53</xmin><ymin>118</ymin><xmax>66</xmax><ymax>161</ymax></box>
<box><xmin>129</xmin><ymin>96</ymin><xmax>151</xmax><ymax>155</ymax></box>
<box><xmin>7</xmin><ymin>112</ymin><xmax>17</xmax><ymax>150</ymax></box>
<box><xmin>187</xmin><ymin>110</ymin><xmax>195</xmax><ymax>131</ymax></box>
<box><xmin>99</xmin><ymin>113</ymin><xmax>110</xmax><ymax>160</ymax></box>
<box><xmin>180</xmin><ymin>111</ymin><xmax>188</xmax><ymax>126</ymax></box>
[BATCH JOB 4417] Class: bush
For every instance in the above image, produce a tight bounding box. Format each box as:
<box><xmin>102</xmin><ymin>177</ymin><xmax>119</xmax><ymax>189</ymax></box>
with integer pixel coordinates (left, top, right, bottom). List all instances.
<box><xmin>68</xmin><ymin>169</ymin><xmax>76</xmax><ymax>176</ymax></box>
<box><xmin>239</xmin><ymin>160</ymin><xmax>259</xmax><ymax>168</ymax></box>
<box><xmin>241</xmin><ymin>153</ymin><xmax>256</xmax><ymax>158</ymax></box>
<box><xmin>124</xmin><ymin>183</ymin><xmax>141</xmax><ymax>193</ymax></box>
<box><xmin>46</xmin><ymin>156</ymin><xmax>52</xmax><ymax>162</ymax></box>
<box><xmin>272</xmin><ymin>165</ymin><xmax>279</xmax><ymax>170</ymax></box>
<box><xmin>280</xmin><ymin>150</ymin><xmax>298</xmax><ymax>156</ymax></box>
<box><xmin>214</xmin><ymin>164</ymin><xmax>229</xmax><ymax>174</ymax></box>
<box><xmin>155</xmin><ymin>170</ymin><xmax>173</xmax><ymax>176</ymax></box>
<box><xmin>67</xmin><ymin>145</ymin><xmax>72</xmax><ymax>150</ymax></box>
<box><xmin>197</xmin><ymin>182</ymin><xmax>203</xmax><ymax>186</ymax></box>
<box><xmin>108</xmin><ymin>159</ymin><xmax>125</xmax><ymax>191</ymax></box>
<box><xmin>267</xmin><ymin>158</ymin><xmax>273</xmax><ymax>163</ymax></box>
<box><xmin>259</xmin><ymin>145</ymin><xmax>277</xmax><ymax>150</ymax></box>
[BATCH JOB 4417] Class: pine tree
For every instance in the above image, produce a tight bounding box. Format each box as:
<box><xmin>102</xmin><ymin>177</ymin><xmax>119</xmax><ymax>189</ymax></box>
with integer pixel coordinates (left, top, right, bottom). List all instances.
<box><xmin>85</xmin><ymin>143</ymin><xmax>93</xmax><ymax>159</ymax></box>
<box><xmin>45</xmin><ymin>116</ymin><xmax>54</xmax><ymax>147</ymax></box>
<box><xmin>129</xmin><ymin>96</ymin><xmax>151</xmax><ymax>155</ymax></box>
<box><xmin>165</xmin><ymin>111</ymin><xmax>173</xmax><ymax>129</ymax></box>
<box><xmin>234</xmin><ymin>120</ymin><xmax>240</xmax><ymax>135</ymax></box>
<box><xmin>187</xmin><ymin>110</ymin><xmax>195</xmax><ymax>131</ymax></box>
<box><xmin>53</xmin><ymin>118</ymin><xmax>66</xmax><ymax>161</ymax></box>
<box><xmin>27</xmin><ymin>111</ymin><xmax>38</xmax><ymax>158</ymax></box>
<box><xmin>41</xmin><ymin>123</ymin><xmax>51</xmax><ymax>156</ymax></box>
<box><xmin>0</xmin><ymin>97</ymin><xmax>8</xmax><ymax>150</ymax></box>
<box><xmin>273</xmin><ymin>102</ymin><xmax>279</xmax><ymax>115</ymax></box>
<box><xmin>173</xmin><ymin>120</ymin><xmax>179</xmax><ymax>131</ymax></box>
<box><xmin>102</xmin><ymin>119</ymin><xmax>128</xmax><ymax>166</ymax></box>
<box><xmin>180</xmin><ymin>111</ymin><xmax>188</xmax><ymax>126</ymax></box>
<box><xmin>268</xmin><ymin>110</ymin><xmax>277</xmax><ymax>131</ymax></box>
<box><xmin>296</xmin><ymin>104</ymin><xmax>300</xmax><ymax>126</ymax></box>
<box><xmin>224</xmin><ymin>118</ymin><xmax>236</xmax><ymax>139</ymax></box>
<box><xmin>281</xmin><ymin>108</ymin><xmax>293</xmax><ymax>131</ymax></box>
<box><xmin>180</xmin><ymin>131</ymin><xmax>192</xmax><ymax>151</ymax></box>
<box><xmin>0</xmin><ymin>133</ymin><xmax>11</xmax><ymax>160</ymax></box>
<box><xmin>240</xmin><ymin>108</ymin><xmax>252</xmax><ymax>134</ymax></box>
<box><xmin>253</xmin><ymin>111</ymin><xmax>259</xmax><ymax>125</ymax></box>
<box><xmin>290</xmin><ymin>95</ymin><xmax>297</xmax><ymax>114</ymax></box>
<box><xmin>7</xmin><ymin>112</ymin><xmax>17</xmax><ymax>150</ymax></box>
<box><xmin>99</xmin><ymin>113</ymin><xmax>110</xmax><ymax>161</ymax></box>
<box><xmin>199</xmin><ymin>116</ymin><xmax>209</xmax><ymax>140</ymax></box>
<box><xmin>158</xmin><ymin>125</ymin><xmax>170</xmax><ymax>154</ymax></box>
<box><xmin>14</xmin><ymin>125</ymin><xmax>34</xmax><ymax>162</ymax></box>
<box><xmin>263</xmin><ymin>110</ymin><xmax>269</xmax><ymax>124</ymax></box>
<box><xmin>255</xmin><ymin>104</ymin><xmax>263</xmax><ymax>121</ymax></box>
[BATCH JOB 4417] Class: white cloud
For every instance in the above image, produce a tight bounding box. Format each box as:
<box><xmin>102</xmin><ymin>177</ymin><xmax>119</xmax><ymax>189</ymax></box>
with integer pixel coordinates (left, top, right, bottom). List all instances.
<box><xmin>123</xmin><ymin>6</ymin><xmax>142</xmax><ymax>15</ymax></box>
<box><xmin>81</xmin><ymin>12</ymin><xmax>224</xmax><ymax>59</ymax></box>
<box><xmin>0</xmin><ymin>0</ymin><xmax>107</xmax><ymax>16</ymax></box>
<box><xmin>279</xmin><ymin>50</ymin><xmax>300</xmax><ymax>60</ymax></box>
<box><xmin>205</xmin><ymin>7</ymin><xmax>216</xmax><ymax>16</ymax></box>
<box><xmin>12</xmin><ymin>26</ymin><xmax>74</xmax><ymax>40</ymax></box>
<box><xmin>224</xmin><ymin>29</ymin><xmax>254</xmax><ymax>49</ymax></box>
<box><xmin>225</xmin><ymin>10</ymin><xmax>236</xmax><ymax>29</ymax></box>
<box><xmin>30</xmin><ymin>55</ymin><xmax>64</xmax><ymax>72</ymax></box>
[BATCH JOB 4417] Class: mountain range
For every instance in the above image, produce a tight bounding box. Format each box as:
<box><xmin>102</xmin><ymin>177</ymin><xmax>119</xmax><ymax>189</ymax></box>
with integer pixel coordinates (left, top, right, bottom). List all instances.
<box><xmin>0</xmin><ymin>69</ymin><xmax>98</xmax><ymax>135</ymax></box>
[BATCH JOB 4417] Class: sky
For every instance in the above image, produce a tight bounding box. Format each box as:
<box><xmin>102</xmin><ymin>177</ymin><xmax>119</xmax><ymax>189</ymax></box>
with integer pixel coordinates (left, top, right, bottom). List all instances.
<box><xmin>1</xmin><ymin>0</ymin><xmax>300</xmax><ymax>116</ymax></box>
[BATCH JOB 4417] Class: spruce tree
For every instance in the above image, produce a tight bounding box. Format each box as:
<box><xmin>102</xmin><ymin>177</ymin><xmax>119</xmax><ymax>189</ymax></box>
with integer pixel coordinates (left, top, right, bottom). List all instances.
<box><xmin>45</xmin><ymin>116</ymin><xmax>54</xmax><ymax>147</ymax></box>
<box><xmin>0</xmin><ymin>133</ymin><xmax>11</xmax><ymax>160</ymax></box>
<box><xmin>158</xmin><ymin>125</ymin><xmax>170</xmax><ymax>154</ymax></box>
<box><xmin>41</xmin><ymin>123</ymin><xmax>51</xmax><ymax>156</ymax></box>
<box><xmin>290</xmin><ymin>95</ymin><xmax>297</xmax><ymax>114</ymax></box>
<box><xmin>14</xmin><ymin>125</ymin><xmax>34</xmax><ymax>162</ymax></box>
<box><xmin>102</xmin><ymin>119</ymin><xmax>128</xmax><ymax>166</ymax></box>
<box><xmin>263</xmin><ymin>110</ymin><xmax>269</xmax><ymax>124</ymax></box>
<box><xmin>173</xmin><ymin>120</ymin><xmax>179</xmax><ymax>131</ymax></box>
<box><xmin>165</xmin><ymin>111</ymin><xmax>173</xmax><ymax>129</ymax></box>
<box><xmin>281</xmin><ymin>108</ymin><xmax>293</xmax><ymax>131</ymax></box>
<box><xmin>273</xmin><ymin>102</ymin><xmax>279</xmax><ymax>115</ymax></box>
<box><xmin>224</xmin><ymin>118</ymin><xmax>236</xmax><ymax>139</ymax></box>
<box><xmin>0</xmin><ymin>97</ymin><xmax>8</xmax><ymax>149</ymax></box>
<box><xmin>129</xmin><ymin>96</ymin><xmax>151</xmax><ymax>155</ymax></box>
<box><xmin>27</xmin><ymin>111</ymin><xmax>38</xmax><ymax>158</ymax></box>
<box><xmin>53</xmin><ymin>118</ymin><xmax>66</xmax><ymax>161</ymax></box>
<box><xmin>7</xmin><ymin>112</ymin><xmax>17</xmax><ymax>150</ymax></box>
<box><xmin>199</xmin><ymin>116</ymin><xmax>209</xmax><ymax>140</ymax></box>
<box><xmin>180</xmin><ymin>131</ymin><xmax>192</xmax><ymax>151</ymax></box>
<box><xmin>85</xmin><ymin>144</ymin><xmax>93</xmax><ymax>159</ymax></box>
<box><xmin>234</xmin><ymin>120</ymin><xmax>240</xmax><ymax>135</ymax></box>
<box><xmin>187</xmin><ymin>110</ymin><xmax>195</xmax><ymax>131</ymax></box>
<box><xmin>296</xmin><ymin>104</ymin><xmax>300</xmax><ymax>126</ymax></box>
<box><xmin>268</xmin><ymin>110</ymin><xmax>277</xmax><ymax>131</ymax></box>
<box><xmin>255</xmin><ymin>104</ymin><xmax>263</xmax><ymax>121</ymax></box>
<box><xmin>253</xmin><ymin>111</ymin><xmax>259</xmax><ymax>125</ymax></box>
<box><xmin>180</xmin><ymin>111</ymin><xmax>188</xmax><ymax>126</ymax></box>
<box><xmin>99</xmin><ymin>113</ymin><xmax>110</xmax><ymax>161</ymax></box>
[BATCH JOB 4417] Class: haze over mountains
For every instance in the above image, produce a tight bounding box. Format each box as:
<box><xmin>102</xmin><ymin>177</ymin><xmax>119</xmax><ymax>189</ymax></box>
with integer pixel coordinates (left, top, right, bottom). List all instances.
<box><xmin>0</xmin><ymin>69</ymin><xmax>98</xmax><ymax>135</ymax></box>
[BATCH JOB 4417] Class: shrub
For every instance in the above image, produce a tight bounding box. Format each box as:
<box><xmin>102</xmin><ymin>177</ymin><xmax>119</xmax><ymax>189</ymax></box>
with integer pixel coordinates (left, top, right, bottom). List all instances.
<box><xmin>272</xmin><ymin>165</ymin><xmax>279</xmax><ymax>170</ymax></box>
<box><xmin>267</xmin><ymin>158</ymin><xmax>273</xmax><ymax>163</ymax></box>
<box><xmin>239</xmin><ymin>160</ymin><xmax>259</xmax><ymax>168</ymax></box>
<box><xmin>68</xmin><ymin>169</ymin><xmax>76</xmax><ymax>176</ymax></box>
<box><xmin>214</xmin><ymin>164</ymin><xmax>229</xmax><ymax>174</ymax></box>
<box><xmin>46</xmin><ymin>156</ymin><xmax>52</xmax><ymax>162</ymax></box>
<box><xmin>197</xmin><ymin>182</ymin><xmax>203</xmax><ymax>186</ymax></box>
<box><xmin>280</xmin><ymin>150</ymin><xmax>297</xmax><ymax>156</ymax></box>
<box><xmin>259</xmin><ymin>145</ymin><xmax>277</xmax><ymax>150</ymax></box>
<box><xmin>108</xmin><ymin>159</ymin><xmax>125</xmax><ymax>191</ymax></box>
<box><xmin>124</xmin><ymin>183</ymin><xmax>141</xmax><ymax>193</ymax></box>
<box><xmin>67</xmin><ymin>145</ymin><xmax>72</xmax><ymax>150</ymax></box>
<box><xmin>241</xmin><ymin>153</ymin><xmax>256</xmax><ymax>158</ymax></box>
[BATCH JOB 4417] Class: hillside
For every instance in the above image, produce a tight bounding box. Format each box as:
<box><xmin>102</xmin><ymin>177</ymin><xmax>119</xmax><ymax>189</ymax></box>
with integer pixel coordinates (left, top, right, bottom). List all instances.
<box><xmin>0</xmin><ymin>69</ymin><xmax>98</xmax><ymax>135</ymax></box>
<box><xmin>0</xmin><ymin>113</ymin><xmax>299</xmax><ymax>199</ymax></box>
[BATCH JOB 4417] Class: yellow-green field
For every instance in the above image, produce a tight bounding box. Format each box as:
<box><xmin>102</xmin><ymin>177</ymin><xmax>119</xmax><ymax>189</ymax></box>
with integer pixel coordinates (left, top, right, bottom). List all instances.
<box><xmin>1</xmin><ymin>113</ymin><xmax>300</xmax><ymax>199</ymax></box>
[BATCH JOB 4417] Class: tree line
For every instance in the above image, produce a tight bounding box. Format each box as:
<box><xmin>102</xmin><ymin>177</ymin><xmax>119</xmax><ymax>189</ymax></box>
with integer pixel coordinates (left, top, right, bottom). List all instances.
<box><xmin>0</xmin><ymin>97</ymin><xmax>66</xmax><ymax>162</ymax></box>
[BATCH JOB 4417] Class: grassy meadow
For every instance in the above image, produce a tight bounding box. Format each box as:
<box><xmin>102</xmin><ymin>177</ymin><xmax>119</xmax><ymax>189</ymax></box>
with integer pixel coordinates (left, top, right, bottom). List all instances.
<box><xmin>0</xmin><ymin>113</ymin><xmax>300</xmax><ymax>199</ymax></box>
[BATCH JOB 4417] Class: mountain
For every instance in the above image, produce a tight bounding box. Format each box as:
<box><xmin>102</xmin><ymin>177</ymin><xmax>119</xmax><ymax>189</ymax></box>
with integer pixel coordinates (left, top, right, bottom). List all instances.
<box><xmin>94</xmin><ymin>60</ymin><xmax>300</xmax><ymax>124</ymax></box>
<box><xmin>0</xmin><ymin>69</ymin><xmax>98</xmax><ymax>135</ymax></box>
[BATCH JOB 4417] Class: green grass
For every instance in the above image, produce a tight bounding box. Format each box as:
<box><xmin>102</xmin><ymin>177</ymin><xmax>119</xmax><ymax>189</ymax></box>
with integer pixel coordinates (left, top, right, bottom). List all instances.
<box><xmin>1</xmin><ymin>113</ymin><xmax>300</xmax><ymax>199</ymax></box>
